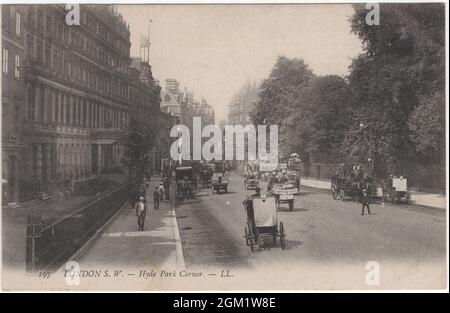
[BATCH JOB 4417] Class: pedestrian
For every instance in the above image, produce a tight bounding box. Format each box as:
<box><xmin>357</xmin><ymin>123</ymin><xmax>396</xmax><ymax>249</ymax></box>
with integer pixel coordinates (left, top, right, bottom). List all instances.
<box><xmin>158</xmin><ymin>182</ymin><xmax>165</xmax><ymax>201</ymax></box>
<box><xmin>135</xmin><ymin>196</ymin><xmax>147</xmax><ymax>231</ymax></box>
<box><xmin>163</xmin><ymin>176</ymin><xmax>170</xmax><ymax>201</ymax></box>
<box><xmin>153</xmin><ymin>186</ymin><xmax>160</xmax><ymax>210</ymax></box>
<box><xmin>361</xmin><ymin>189</ymin><xmax>371</xmax><ymax>215</ymax></box>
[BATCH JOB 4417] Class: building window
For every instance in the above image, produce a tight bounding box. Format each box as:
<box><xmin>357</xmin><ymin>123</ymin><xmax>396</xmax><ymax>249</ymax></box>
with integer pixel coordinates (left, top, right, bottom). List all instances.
<box><xmin>27</xmin><ymin>86</ymin><xmax>35</xmax><ymax>121</ymax></box>
<box><xmin>14</xmin><ymin>55</ymin><xmax>20</xmax><ymax>78</ymax></box>
<box><xmin>2</xmin><ymin>5</ymin><xmax>10</xmax><ymax>32</ymax></box>
<box><xmin>2</xmin><ymin>48</ymin><xmax>9</xmax><ymax>74</ymax></box>
<box><xmin>15</xmin><ymin>11</ymin><xmax>21</xmax><ymax>37</ymax></box>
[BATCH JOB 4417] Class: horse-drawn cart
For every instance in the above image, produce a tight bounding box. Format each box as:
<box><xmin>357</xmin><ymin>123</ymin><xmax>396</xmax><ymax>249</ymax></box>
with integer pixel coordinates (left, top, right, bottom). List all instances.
<box><xmin>331</xmin><ymin>163</ymin><xmax>372</xmax><ymax>201</ymax></box>
<box><xmin>243</xmin><ymin>196</ymin><xmax>286</xmax><ymax>251</ymax></box>
<box><xmin>176</xmin><ymin>166</ymin><xmax>194</xmax><ymax>200</ymax></box>
<box><xmin>270</xmin><ymin>183</ymin><xmax>298</xmax><ymax>211</ymax></box>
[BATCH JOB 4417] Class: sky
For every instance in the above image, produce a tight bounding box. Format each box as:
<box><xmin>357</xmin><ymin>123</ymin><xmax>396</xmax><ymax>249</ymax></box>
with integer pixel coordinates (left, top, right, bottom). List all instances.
<box><xmin>117</xmin><ymin>4</ymin><xmax>363</xmax><ymax>122</ymax></box>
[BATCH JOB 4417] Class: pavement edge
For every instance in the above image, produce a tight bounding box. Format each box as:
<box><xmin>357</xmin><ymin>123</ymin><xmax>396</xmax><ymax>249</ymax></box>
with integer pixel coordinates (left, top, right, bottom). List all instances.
<box><xmin>172</xmin><ymin>199</ymin><xmax>186</xmax><ymax>269</ymax></box>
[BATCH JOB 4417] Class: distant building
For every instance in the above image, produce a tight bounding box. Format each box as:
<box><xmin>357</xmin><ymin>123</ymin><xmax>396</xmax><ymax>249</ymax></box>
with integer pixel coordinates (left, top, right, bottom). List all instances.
<box><xmin>129</xmin><ymin>57</ymin><xmax>162</xmax><ymax>172</ymax></box>
<box><xmin>161</xmin><ymin>79</ymin><xmax>182</xmax><ymax>117</ymax></box>
<box><xmin>165</xmin><ymin>78</ymin><xmax>179</xmax><ymax>93</ymax></box>
<box><xmin>227</xmin><ymin>81</ymin><xmax>258</xmax><ymax>125</ymax></box>
<box><xmin>159</xmin><ymin>79</ymin><xmax>215</xmax><ymax>163</ymax></box>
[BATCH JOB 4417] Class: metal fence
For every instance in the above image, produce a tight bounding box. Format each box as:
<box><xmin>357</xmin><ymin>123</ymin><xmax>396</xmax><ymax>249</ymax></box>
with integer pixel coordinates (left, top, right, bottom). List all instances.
<box><xmin>26</xmin><ymin>184</ymin><xmax>130</xmax><ymax>273</ymax></box>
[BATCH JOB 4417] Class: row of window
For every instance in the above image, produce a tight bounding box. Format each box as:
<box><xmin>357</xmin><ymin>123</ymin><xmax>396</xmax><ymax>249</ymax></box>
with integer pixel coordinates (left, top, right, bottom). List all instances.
<box><xmin>28</xmin><ymin>6</ymin><xmax>129</xmax><ymax>71</ymax></box>
<box><xmin>2</xmin><ymin>6</ymin><xmax>22</xmax><ymax>37</ymax></box>
<box><xmin>29</xmin><ymin>141</ymin><xmax>121</xmax><ymax>180</ymax></box>
<box><xmin>2</xmin><ymin>48</ymin><xmax>20</xmax><ymax>78</ymax></box>
<box><xmin>26</xmin><ymin>83</ymin><xmax>130</xmax><ymax>129</ymax></box>
<box><xmin>27</xmin><ymin>35</ymin><xmax>130</xmax><ymax>99</ymax></box>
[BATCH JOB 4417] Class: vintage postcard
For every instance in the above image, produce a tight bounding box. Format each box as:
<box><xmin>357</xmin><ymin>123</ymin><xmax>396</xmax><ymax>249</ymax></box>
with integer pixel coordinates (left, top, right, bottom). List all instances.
<box><xmin>1</xmin><ymin>2</ymin><xmax>448</xmax><ymax>292</ymax></box>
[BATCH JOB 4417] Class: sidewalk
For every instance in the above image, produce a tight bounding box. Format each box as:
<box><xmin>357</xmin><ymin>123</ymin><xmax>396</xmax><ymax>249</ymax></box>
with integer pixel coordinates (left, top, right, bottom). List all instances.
<box><xmin>76</xmin><ymin>176</ymin><xmax>185</xmax><ymax>270</ymax></box>
<box><xmin>301</xmin><ymin>178</ymin><xmax>446</xmax><ymax>209</ymax></box>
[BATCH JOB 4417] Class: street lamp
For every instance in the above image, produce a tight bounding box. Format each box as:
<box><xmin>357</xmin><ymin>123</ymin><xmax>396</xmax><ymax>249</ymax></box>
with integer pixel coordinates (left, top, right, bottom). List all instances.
<box><xmin>359</xmin><ymin>121</ymin><xmax>373</xmax><ymax>177</ymax></box>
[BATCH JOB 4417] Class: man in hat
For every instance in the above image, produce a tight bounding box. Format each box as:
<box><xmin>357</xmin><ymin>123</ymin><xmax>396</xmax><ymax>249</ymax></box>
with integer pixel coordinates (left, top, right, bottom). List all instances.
<box><xmin>153</xmin><ymin>186</ymin><xmax>160</xmax><ymax>211</ymax></box>
<box><xmin>361</xmin><ymin>189</ymin><xmax>371</xmax><ymax>215</ymax></box>
<box><xmin>279</xmin><ymin>169</ymin><xmax>289</xmax><ymax>184</ymax></box>
<box><xmin>135</xmin><ymin>196</ymin><xmax>147</xmax><ymax>231</ymax></box>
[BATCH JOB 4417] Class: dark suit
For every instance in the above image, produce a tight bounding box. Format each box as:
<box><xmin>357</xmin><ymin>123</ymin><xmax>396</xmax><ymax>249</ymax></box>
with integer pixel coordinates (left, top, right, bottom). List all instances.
<box><xmin>153</xmin><ymin>190</ymin><xmax>160</xmax><ymax>210</ymax></box>
<box><xmin>361</xmin><ymin>193</ymin><xmax>371</xmax><ymax>215</ymax></box>
<box><xmin>135</xmin><ymin>201</ymin><xmax>147</xmax><ymax>231</ymax></box>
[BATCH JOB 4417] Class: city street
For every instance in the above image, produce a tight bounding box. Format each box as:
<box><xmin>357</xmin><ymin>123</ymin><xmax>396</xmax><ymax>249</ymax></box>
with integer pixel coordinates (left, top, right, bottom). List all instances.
<box><xmin>174</xmin><ymin>174</ymin><xmax>446</xmax><ymax>288</ymax></box>
<box><xmin>2</xmin><ymin>3</ymin><xmax>446</xmax><ymax>292</ymax></box>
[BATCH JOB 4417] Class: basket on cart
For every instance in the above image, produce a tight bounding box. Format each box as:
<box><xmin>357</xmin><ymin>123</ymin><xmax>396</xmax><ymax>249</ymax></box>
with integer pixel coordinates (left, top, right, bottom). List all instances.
<box><xmin>243</xmin><ymin>196</ymin><xmax>286</xmax><ymax>252</ymax></box>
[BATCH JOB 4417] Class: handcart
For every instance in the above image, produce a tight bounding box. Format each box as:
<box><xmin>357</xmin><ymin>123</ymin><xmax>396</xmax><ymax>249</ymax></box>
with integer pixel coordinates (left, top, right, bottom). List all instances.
<box><xmin>243</xmin><ymin>196</ymin><xmax>286</xmax><ymax>252</ymax></box>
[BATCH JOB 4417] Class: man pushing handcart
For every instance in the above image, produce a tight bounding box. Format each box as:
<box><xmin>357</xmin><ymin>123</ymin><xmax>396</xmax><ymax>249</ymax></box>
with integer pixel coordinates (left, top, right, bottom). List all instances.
<box><xmin>243</xmin><ymin>189</ymin><xmax>286</xmax><ymax>252</ymax></box>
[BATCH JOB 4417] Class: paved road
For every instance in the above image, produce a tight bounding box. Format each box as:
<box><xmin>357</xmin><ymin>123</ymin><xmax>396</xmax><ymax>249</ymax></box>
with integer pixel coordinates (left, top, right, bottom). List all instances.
<box><xmin>175</xmin><ymin>174</ymin><xmax>447</xmax><ymax>289</ymax></box>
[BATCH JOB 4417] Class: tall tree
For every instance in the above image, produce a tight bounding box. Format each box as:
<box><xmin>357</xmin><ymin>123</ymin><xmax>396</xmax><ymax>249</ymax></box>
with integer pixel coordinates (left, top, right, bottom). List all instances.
<box><xmin>345</xmin><ymin>3</ymin><xmax>445</xmax><ymax>176</ymax></box>
<box><xmin>120</xmin><ymin>120</ymin><xmax>155</xmax><ymax>177</ymax></box>
<box><xmin>283</xmin><ymin>76</ymin><xmax>352</xmax><ymax>162</ymax></box>
<box><xmin>250</xmin><ymin>56</ymin><xmax>315</xmax><ymax>127</ymax></box>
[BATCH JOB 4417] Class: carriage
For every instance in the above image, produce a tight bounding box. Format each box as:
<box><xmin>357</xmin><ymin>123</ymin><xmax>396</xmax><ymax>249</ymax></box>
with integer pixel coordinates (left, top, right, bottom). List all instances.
<box><xmin>270</xmin><ymin>183</ymin><xmax>298</xmax><ymax>211</ymax></box>
<box><xmin>244</xmin><ymin>173</ymin><xmax>259</xmax><ymax>190</ymax></box>
<box><xmin>211</xmin><ymin>161</ymin><xmax>229</xmax><ymax>194</ymax></box>
<box><xmin>175</xmin><ymin>166</ymin><xmax>194</xmax><ymax>200</ymax></box>
<box><xmin>200</xmin><ymin>165</ymin><xmax>214</xmax><ymax>188</ymax></box>
<box><xmin>381</xmin><ymin>176</ymin><xmax>411</xmax><ymax>204</ymax></box>
<box><xmin>330</xmin><ymin>163</ymin><xmax>372</xmax><ymax>201</ymax></box>
<box><xmin>243</xmin><ymin>195</ymin><xmax>286</xmax><ymax>252</ymax></box>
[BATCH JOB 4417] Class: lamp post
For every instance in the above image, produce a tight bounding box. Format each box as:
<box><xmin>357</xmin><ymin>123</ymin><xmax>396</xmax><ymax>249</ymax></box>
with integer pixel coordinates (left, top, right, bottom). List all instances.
<box><xmin>360</xmin><ymin>121</ymin><xmax>373</xmax><ymax>177</ymax></box>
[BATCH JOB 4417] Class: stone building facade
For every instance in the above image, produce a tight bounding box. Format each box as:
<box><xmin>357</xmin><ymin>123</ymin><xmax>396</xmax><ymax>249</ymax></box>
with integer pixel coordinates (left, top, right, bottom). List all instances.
<box><xmin>4</xmin><ymin>4</ymin><xmax>135</xmax><ymax>201</ymax></box>
<box><xmin>2</xmin><ymin>4</ymin><xmax>26</xmax><ymax>204</ymax></box>
<box><xmin>2</xmin><ymin>5</ymin><xmax>151</xmax><ymax>202</ymax></box>
<box><xmin>129</xmin><ymin>57</ymin><xmax>162</xmax><ymax>172</ymax></box>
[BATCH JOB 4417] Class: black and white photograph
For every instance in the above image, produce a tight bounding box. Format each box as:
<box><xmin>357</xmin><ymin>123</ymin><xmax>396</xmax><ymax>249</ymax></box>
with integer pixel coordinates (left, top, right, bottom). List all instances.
<box><xmin>0</xmin><ymin>1</ymin><xmax>448</xmax><ymax>291</ymax></box>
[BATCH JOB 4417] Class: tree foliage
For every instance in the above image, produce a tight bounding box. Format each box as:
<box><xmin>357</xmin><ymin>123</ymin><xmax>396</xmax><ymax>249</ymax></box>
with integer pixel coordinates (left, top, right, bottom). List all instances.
<box><xmin>283</xmin><ymin>76</ymin><xmax>352</xmax><ymax>161</ymax></box>
<box><xmin>346</xmin><ymin>3</ymin><xmax>445</xmax><ymax>174</ymax></box>
<box><xmin>249</xmin><ymin>4</ymin><xmax>445</xmax><ymax>181</ymax></box>
<box><xmin>120</xmin><ymin>119</ymin><xmax>155</xmax><ymax>172</ymax></box>
<box><xmin>250</xmin><ymin>56</ymin><xmax>315</xmax><ymax>126</ymax></box>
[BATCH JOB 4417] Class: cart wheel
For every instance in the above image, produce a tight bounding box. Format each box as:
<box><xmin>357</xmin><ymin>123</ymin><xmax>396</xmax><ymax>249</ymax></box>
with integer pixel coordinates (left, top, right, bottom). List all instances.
<box><xmin>332</xmin><ymin>185</ymin><xmax>337</xmax><ymax>200</ymax></box>
<box><xmin>224</xmin><ymin>187</ymin><xmax>228</xmax><ymax>193</ymax></box>
<box><xmin>244</xmin><ymin>226</ymin><xmax>250</xmax><ymax>246</ymax></box>
<box><xmin>289</xmin><ymin>200</ymin><xmax>294</xmax><ymax>211</ymax></box>
<box><xmin>273</xmin><ymin>234</ymin><xmax>277</xmax><ymax>245</ymax></box>
<box><xmin>279</xmin><ymin>222</ymin><xmax>286</xmax><ymax>250</ymax></box>
<box><xmin>339</xmin><ymin>190</ymin><xmax>345</xmax><ymax>201</ymax></box>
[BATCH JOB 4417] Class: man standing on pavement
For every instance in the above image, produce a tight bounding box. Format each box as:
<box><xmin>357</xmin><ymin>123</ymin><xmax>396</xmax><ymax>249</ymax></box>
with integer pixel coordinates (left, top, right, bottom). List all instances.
<box><xmin>135</xmin><ymin>196</ymin><xmax>147</xmax><ymax>231</ymax></box>
<box><xmin>361</xmin><ymin>189</ymin><xmax>371</xmax><ymax>215</ymax></box>
<box><xmin>158</xmin><ymin>182</ymin><xmax>165</xmax><ymax>201</ymax></box>
<box><xmin>163</xmin><ymin>175</ymin><xmax>170</xmax><ymax>201</ymax></box>
<box><xmin>153</xmin><ymin>186</ymin><xmax>160</xmax><ymax>210</ymax></box>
